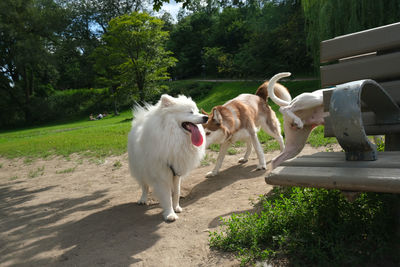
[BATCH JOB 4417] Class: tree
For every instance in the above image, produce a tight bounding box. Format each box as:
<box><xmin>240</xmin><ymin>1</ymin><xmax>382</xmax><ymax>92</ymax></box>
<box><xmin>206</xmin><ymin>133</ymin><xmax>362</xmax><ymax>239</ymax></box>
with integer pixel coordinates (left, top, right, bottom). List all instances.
<box><xmin>98</xmin><ymin>12</ymin><xmax>177</xmax><ymax>103</ymax></box>
<box><xmin>0</xmin><ymin>0</ymin><xmax>68</xmax><ymax>125</ymax></box>
<box><xmin>302</xmin><ymin>0</ymin><xmax>400</xmax><ymax>71</ymax></box>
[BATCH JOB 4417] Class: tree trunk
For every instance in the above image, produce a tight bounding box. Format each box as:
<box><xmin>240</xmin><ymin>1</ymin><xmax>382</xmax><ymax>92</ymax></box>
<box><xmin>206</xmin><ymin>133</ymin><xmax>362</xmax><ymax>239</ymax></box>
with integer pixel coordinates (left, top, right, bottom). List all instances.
<box><xmin>111</xmin><ymin>85</ymin><xmax>119</xmax><ymax>116</ymax></box>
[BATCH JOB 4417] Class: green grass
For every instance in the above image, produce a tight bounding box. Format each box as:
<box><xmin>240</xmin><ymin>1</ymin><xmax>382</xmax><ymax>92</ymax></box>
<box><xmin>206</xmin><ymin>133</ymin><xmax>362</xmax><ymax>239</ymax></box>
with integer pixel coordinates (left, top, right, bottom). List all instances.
<box><xmin>56</xmin><ymin>166</ymin><xmax>77</xmax><ymax>174</ymax></box>
<box><xmin>0</xmin><ymin>79</ymin><xmax>330</xmax><ymax>159</ymax></box>
<box><xmin>210</xmin><ymin>187</ymin><xmax>400</xmax><ymax>266</ymax></box>
<box><xmin>28</xmin><ymin>166</ymin><xmax>45</xmax><ymax>178</ymax></box>
<box><xmin>0</xmin><ymin>110</ymin><xmax>133</xmax><ymax>158</ymax></box>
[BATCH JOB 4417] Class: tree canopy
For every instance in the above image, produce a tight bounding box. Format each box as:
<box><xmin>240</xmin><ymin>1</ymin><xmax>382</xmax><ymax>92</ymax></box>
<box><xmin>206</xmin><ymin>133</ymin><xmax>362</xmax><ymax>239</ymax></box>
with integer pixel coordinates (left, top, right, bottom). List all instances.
<box><xmin>98</xmin><ymin>12</ymin><xmax>177</xmax><ymax>102</ymax></box>
<box><xmin>1</xmin><ymin>0</ymin><xmax>400</xmax><ymax>127</ymax></box>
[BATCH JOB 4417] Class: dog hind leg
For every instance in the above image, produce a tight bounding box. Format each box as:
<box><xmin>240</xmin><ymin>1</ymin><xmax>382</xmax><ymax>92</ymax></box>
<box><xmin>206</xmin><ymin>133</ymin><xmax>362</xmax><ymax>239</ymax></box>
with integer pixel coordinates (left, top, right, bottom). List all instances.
<box><xmin>280</xmin><ymin>106</ymin><xmax>304</xmax><ymax>129</ymax></box>
<box><xmin>250</xmin><ymin>131</ymin><xmax>266</xmax><ymax>170</ymax></box>
<box><xmin>239</xmin><ymin>140</ymin><xmax>252</xmax><ymax>163</ymax></box>
<box><xmin>260</xmin><ymin>120</ymin><xmax>285</xmax><ymax>152</ymax></box>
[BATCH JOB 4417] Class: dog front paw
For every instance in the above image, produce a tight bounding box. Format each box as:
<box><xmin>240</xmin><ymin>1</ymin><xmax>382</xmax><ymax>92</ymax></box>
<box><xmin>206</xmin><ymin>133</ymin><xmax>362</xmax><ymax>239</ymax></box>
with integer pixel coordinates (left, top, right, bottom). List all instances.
<box><xmin>238</xmin><ymin>157</ymin><xmax>248</xmax><ymax>164</ymax></box>
<box><xmin>174</xmin><ymin>206</ymin><xmax>182</xmax><ymax>213</ymax></box>
<box><xmin>206</xmin><ymin>171</ymin><xmax>218</xmax><ymax>177</ymax></box>
<box><xmin>137</xmin><ymin>199</ymin><xmax>148</xmax><ymax>205</ymax></box>
<box><xmin>164</xmin><ymin>212</ymin><xmax>179</xmax><ymax>222</ymax></box>
<box><xmin>256</xmin><ymin>164</ymin><xmax>267</xmax><ymax>170</ymax></box>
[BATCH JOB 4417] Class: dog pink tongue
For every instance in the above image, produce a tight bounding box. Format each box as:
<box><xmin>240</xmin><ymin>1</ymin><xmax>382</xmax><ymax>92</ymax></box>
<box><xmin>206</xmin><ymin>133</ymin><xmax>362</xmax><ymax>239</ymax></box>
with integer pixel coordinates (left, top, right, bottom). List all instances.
<box><xmin>188</xmin><ymin>124</ymin><xmax>203</xmax><ymax>147</ymax></box>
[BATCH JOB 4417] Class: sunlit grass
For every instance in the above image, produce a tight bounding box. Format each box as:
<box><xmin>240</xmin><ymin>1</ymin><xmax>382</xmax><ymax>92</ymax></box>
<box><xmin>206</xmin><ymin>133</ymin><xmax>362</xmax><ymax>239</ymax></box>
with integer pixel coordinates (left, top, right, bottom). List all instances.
<box><xmin>0</xmin><ymin>110</ymin><xmax>133</xmax><ymax>158</ymax></box>
<box><xmin>0</xmin><ymin>79</ymin><xmax>331</xmax><ymax>158</ymax></box>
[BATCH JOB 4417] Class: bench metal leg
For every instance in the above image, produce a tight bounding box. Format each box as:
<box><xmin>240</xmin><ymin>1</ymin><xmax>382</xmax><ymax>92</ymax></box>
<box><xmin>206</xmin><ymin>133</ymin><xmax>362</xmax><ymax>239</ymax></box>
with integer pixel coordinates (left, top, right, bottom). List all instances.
<box><xmin>329</xmin><ymin>80</ymin><xmax>400</xmax><ymax>160</ymax></box>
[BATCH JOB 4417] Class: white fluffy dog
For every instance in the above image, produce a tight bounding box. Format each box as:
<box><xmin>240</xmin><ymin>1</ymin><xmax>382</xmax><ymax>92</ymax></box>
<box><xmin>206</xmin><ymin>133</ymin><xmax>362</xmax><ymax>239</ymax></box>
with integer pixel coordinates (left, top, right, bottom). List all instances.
<box><xmin>128</xmin><ymin>94</ymin><xmax>208</xmax><ymax>222</ymax></box>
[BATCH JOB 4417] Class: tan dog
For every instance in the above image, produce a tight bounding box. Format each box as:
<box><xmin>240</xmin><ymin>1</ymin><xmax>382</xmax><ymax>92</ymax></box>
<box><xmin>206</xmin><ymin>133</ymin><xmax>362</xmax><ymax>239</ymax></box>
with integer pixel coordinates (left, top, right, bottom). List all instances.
<box><xmin>267</xmin><ymin>72</ymin><xmax>329</xmax><ymax>169</ymax></box>
<box><xmin>202</xmin><ymin>81</ymin><xmax>291</xmax><ymax>177</ymax></box>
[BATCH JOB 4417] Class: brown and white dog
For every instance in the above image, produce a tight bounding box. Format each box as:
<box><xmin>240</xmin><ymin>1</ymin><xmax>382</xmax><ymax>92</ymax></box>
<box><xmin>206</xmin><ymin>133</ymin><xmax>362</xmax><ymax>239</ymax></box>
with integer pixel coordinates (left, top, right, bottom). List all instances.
<box><xmin>267</xmin><ymin>72</ymin><xmax>329</xmax><ymax>169</ymax></box>
<box><xmin>202</xmin><ymin>80</ymin><xmax>292</xmax><ymax>177</ymax></box>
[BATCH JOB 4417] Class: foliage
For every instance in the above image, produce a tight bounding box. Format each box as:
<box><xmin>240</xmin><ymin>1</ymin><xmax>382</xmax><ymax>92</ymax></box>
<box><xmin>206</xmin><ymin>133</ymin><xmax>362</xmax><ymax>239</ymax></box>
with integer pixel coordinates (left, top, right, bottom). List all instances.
<box><xmin>209</xmin><ymin>187</ymin><xmax>400</xmax><ymax>266</ymax></box>
<box><xmin>302</xmin><ymin>0</ymin><xmax>400</xmax><ymax>70</ymax></box>
<box><xmin>0</xmin><ymin>0</ymin><xmax>69</xmax><ymax>124</ymax></box>
<box><xmin>98</xmin><ymin>12</ymin><xmax>177</xmax><ymax>102</ymax></box>
<box><xmin>1</xmin><ymin>87</ymin><xmax>131</xmax><ymax>128</ymax></box>
<box><xmin>168</xmin><ymin>0</ymin><xmax>313</xmax><ymax>79</ymax></box>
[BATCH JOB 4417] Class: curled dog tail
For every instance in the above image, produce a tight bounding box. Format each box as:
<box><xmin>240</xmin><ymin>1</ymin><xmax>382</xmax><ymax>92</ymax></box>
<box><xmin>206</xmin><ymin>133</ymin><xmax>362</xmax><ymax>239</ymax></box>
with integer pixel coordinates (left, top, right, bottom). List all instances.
<box><xmin>256</xmin><ymin>74</ymin><xmax>292</xmax><ymax>104</ymax></box>
<box><xmin>267</xmin><ymin>72</ymin><xmax>292</xmax><ymax>107</ymax></box>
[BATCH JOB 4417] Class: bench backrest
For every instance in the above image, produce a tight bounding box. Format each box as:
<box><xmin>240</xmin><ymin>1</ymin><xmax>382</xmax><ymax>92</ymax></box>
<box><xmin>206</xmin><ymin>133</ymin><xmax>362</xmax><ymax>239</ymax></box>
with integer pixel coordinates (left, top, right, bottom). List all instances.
<box><xmin>321</xmin><ymin>22</ymin><xmax>400</xmax><ymax>141</ymax></box>
<box><xmin>320</xmin><ymin>22</ymin><xmax>400</xmax><ymax>104</ymax></box>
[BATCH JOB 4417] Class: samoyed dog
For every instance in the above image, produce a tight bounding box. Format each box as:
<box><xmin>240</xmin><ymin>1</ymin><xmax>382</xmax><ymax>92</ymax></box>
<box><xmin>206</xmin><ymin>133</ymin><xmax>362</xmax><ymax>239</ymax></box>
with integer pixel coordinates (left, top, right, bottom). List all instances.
<box><xmin>128</xmin><ymin>94</ymin><xmax>208</xmax><ymax>222</ymax></box>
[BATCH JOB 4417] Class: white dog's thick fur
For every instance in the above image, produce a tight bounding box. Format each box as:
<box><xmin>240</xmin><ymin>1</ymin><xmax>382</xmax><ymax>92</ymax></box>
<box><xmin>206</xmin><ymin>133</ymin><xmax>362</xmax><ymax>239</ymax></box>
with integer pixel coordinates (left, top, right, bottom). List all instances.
<box><xmin>203</xmin><ymin>80</ymin><xmax>291</xmax><ymax>177</ymax></box>
<box><xmin>268</xmin><ymin>72</ymin><xmax>328</xmax><ymax>169</ymax></box>
<box><xmin>128</xmin><ymin>94</ymin><xmax>208</xmax><ymax>222</ymax></box>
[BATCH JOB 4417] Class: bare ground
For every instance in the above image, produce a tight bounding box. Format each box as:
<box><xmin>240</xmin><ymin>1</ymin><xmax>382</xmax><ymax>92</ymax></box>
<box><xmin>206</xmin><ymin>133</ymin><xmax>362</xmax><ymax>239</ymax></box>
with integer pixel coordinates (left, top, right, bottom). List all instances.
<box><xmin>0</xmin><ymin>145</ymin><xmax>338</xmax><ymax>267</ymax></box>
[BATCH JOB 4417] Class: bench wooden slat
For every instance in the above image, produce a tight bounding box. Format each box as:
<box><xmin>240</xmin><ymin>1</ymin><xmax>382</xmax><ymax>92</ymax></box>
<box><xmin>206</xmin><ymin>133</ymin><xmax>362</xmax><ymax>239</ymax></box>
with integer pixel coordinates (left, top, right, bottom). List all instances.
<box><xmin>266</xmin><ymin>165</ymin><xmax>400</xmax><ymax>193</ymax></box>
<box><xmin>320</xmin><ymin>22</ymin><xmax>400</xmax><ymax>63</ymax></box>
<box><xmin>281</xmin><ymin>152</ymin><xmax>400</xmax><ymax>168</ymax></box>
<box><xmin>321</xmin><ymin>51</ymin><xmax>400</xmax><ymax>87</ymax></box>
<box><xmin>299</xmin><ymin>151</ymin><xmax>400</xmax><ymax>158</ymax></box>
<box><xmin>381</xmin><ymin>80</ymin><xmax>400</xmax><ymax>103</ymax></box>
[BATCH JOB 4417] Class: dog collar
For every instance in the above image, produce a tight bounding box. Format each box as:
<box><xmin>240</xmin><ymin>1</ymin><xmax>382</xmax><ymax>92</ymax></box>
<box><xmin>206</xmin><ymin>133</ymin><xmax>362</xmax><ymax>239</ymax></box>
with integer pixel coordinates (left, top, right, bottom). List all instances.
<box><xmin>168</xmin><ymin>164</ymin><xmax>180</xmax><ymax>177</ymax></box>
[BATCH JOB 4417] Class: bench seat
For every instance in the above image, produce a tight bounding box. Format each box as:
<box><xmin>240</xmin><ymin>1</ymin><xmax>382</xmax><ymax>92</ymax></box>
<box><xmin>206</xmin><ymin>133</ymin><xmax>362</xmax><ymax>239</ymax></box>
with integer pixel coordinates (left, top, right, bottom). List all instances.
<box><xmin>266</xmin><ymin>152</ymin><xmax>400</xmax><ymax>193</ymax></box>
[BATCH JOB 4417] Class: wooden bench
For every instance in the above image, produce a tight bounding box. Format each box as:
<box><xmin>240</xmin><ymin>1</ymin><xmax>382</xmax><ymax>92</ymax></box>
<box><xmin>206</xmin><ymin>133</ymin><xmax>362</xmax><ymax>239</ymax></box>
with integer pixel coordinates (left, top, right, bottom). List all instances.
<box><xmin>266</xmin><ymin>22</ymin><xmax>400</xmax><ymax>193</ymax></box>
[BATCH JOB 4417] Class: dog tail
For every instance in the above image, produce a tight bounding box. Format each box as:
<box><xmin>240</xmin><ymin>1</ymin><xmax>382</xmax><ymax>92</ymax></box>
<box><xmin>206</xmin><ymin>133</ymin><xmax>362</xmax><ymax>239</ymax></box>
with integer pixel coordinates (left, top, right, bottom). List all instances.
<box><xmin>267</xmin><ymin>72</ymin><xmax>292</xmax><ymax>107</ymax></box>
<box><xmin>256</xmin><ymin>75</ymin><xmax>292</xmax><ymax>104</ymax></box>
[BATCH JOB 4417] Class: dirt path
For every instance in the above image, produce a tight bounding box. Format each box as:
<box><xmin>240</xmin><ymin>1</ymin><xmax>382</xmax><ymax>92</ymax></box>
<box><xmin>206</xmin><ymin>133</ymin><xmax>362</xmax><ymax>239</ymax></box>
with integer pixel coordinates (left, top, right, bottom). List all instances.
<box><xmin>0</xmin><ymin>145</ymin><xmax>337</xmax><ymax>267</ymax></box>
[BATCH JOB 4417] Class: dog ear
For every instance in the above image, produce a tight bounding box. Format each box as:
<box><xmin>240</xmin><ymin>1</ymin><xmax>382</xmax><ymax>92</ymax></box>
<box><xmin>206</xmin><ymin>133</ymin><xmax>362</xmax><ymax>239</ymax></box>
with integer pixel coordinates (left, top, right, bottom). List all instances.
<box><xmin>201</xmin><ymin>109</ymin><xmax>209</xmax><ymax>115</ymax></box>
<box><xmin>212</xmin><ymin>108</ymin><xmax>223</xmax><ymax>125</ymax></box>
<box><xmin>160</xmin><ymin>94</ymin><xmax>175</xmax><ymax>107</ymax></box>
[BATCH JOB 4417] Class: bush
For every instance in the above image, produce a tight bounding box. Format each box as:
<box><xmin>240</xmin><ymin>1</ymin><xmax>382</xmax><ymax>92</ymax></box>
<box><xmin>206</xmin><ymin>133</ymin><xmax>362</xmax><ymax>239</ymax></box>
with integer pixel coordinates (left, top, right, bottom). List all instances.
<box><xmin>209</xmin><ymin>187</ymin><xmax>400</xmax><ymax>266</ymax></box>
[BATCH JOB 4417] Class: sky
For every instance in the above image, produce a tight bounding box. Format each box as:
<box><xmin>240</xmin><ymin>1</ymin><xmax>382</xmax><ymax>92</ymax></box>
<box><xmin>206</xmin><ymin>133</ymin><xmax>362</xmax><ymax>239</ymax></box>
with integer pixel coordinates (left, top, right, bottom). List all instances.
<box><xmin>157</xmin><ymin>0</ymin><xmax>183</xmax><ymax>21</ymax></box>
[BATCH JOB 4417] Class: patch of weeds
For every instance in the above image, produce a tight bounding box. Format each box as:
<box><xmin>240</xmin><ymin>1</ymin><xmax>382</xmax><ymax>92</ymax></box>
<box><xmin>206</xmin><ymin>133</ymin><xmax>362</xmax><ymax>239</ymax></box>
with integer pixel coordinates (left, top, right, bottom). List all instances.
<box><xmin>0</xmin><ymin>163</ymin><xmax>2</xmax><ymax>168</ymax></box>
<box><xmin>89</xmin><ymin>158</ymin><xmax>105</xmax><ymax>165</ymax></box>
<box><xmin>56</xmin><ymin>166</ymin><xmax>76</xmax><ymax>174</ymax></box>
<box><xmin>28</xmin><ymin>166</ymin><xmax>45</xmax><ymax>178</ymax></box>
<box><xmin>9</xmin><ymin>175</ymin><xmax>18</xmax><ymax>181</ymax></box>
<box><xmin>201</xmin><ymin>153</ymin><xmax>216</xmax><ymax>166</ymax></box>
<box><xmin>263</xmin><ymin>140</ymin><xmax>280</xmax><ymax>152</ymax></box>
<box><xmin>209</xmin><ymin>187</ymin><xmax>399</xmax><ymax>266</ymax></box>
<box><xmin>112</xmin><ymin>160</ymin><xmax>122</xmax><ymax>170</ymax></box>
<box><xmin>227</xmin><ymin>147</ymin><xmax>238</xmax><ymax>155</ymax></box>
<box><xmin>209</xmin><ymin>144</ymin><xmax>220</xmax><ymax>152</ymax></box>
<box><xmin>308</xmin><ymin>126</ymin><xmax>337</xmax><ymax>147</ymax></box>
<box><xmin>24</xmin><ymin>158</ymin><xmax>33</xmax><ymax>165</ymax></box>
<box><xmin>233</xmin><ymin>141</ymin><xmax>246</xmax><ymax>148</ymax></box>
<box><xmin>374</xmin><ymin>136</ymin><xmax>385</xmax><ymax>152</ymax></box>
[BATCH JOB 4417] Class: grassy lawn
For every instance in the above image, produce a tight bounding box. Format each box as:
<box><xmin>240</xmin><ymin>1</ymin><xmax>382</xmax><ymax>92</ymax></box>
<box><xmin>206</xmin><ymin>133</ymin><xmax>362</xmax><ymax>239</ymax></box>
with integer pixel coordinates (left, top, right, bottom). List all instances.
<box><xmin>0</xmin><ymin>79</ymin><xmax>335</xmax><ymax>159</ymax></box>
<box><xmin>0</xmin><ymin>110</ymin><xmax>133</xmax><ymax>158</ymax></box>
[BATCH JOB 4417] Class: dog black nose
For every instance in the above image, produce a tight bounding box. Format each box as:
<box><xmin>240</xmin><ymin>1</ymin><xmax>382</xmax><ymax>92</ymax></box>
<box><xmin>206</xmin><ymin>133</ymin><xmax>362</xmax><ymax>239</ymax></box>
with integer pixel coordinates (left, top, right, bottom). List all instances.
<box><xmin>202</xmin><ymin>115</ymin><xmax>208</xmax><ymax>123</ymax></box>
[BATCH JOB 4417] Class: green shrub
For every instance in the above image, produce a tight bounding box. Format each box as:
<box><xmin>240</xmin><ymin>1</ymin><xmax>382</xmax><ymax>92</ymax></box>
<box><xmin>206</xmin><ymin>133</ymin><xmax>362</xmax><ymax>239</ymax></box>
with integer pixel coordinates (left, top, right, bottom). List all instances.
<box><xmin>209</xmin><ymin>187</ymin><xmax>399</xmax><ymax>266</ymax></box>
